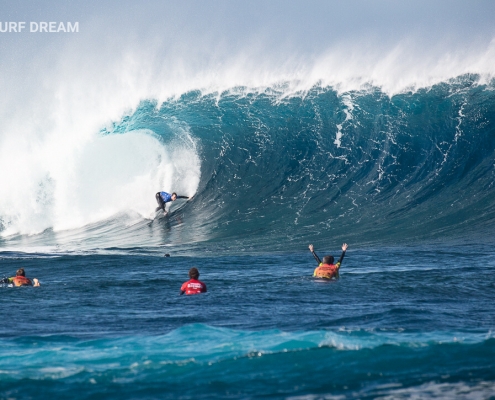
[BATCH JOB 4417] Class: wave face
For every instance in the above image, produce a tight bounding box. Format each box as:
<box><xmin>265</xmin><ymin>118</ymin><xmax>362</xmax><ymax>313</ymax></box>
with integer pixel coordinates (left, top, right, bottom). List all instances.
<box><xmin>1</xmin><ymin>74</ymin><xmax>495</xmax><ymax>251</ymax></box>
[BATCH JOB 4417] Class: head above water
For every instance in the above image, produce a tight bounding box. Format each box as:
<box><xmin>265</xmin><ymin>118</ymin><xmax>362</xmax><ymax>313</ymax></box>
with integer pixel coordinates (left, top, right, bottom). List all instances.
<box><xmin>322</xmin><ymin>255</ymin><xmax>334</xmax><ymax>265</ymax></box>
<box><xmin>189</xmin><ymin>267</ymin><xmax>199</xmax><ymax>280</ymax></box>
<box><xmin>171</xmin><ymin>192</ymin><xmax>177</xmax><ymax>201</ymax></box>
<box><xmin>16</xmin><ymin>268</ymin><xmax>26</xmax><ymax>277</ymax></box>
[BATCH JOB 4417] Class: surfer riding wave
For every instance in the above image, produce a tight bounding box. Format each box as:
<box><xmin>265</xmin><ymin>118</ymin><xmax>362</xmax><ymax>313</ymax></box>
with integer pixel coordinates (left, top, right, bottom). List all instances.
<box><xmin>155</xmin><ymin>191</ymin><xmax>190</xmax><ymax>214</ymax></box>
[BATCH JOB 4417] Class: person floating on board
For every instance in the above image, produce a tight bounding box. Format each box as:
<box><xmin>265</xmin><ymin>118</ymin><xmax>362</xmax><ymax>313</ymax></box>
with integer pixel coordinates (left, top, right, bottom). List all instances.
<box><xmin>0</xmin><ymin>268</ymin><xmax>40</xmax><ymax>287</ymax></box>
<box><xmin>180</xmin><ymin>267</ymin><xmax>207</xmax><ymax>295</ymax></box>
<box><xmin>309</xmin><ymin>243</ymin><xmax>348</xmax><ymax>279</ymax></box>
<box><xmin>155</xmin><ymin>191</ymin><xmax>190</xmax><ymax>214</ymax></box>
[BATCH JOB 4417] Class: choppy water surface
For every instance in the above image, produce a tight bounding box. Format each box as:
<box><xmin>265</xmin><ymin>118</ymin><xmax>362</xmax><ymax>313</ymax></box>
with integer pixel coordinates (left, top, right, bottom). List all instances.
<box><xmin>1</xmin><ymin>241</ymin><xmax>495</xmax><ymax>399</ymax></box>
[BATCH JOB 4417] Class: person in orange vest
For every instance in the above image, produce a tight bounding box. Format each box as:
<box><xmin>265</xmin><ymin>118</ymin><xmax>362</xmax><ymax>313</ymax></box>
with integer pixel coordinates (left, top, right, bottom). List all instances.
<box><xmin>1</xmin><ymin>268</ymin><xmax>40</xmax><ymax>286</ymax></box>
<box><xmin>309</xmin><ymin>243</ymin><xmax>348</xmax><ymax>279</ymax></box>
<box><xmin>180</xmin><ymin>267</ymin><xmax>207</xmax><ymax>295</ymax></box>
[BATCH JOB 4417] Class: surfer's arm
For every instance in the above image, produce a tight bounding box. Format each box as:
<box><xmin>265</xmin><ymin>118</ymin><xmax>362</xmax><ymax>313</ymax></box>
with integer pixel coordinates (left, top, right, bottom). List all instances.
<box><xmin>336</xmin><ymin>243</ymin><xmax>348</xmax><ymax>269</ymax></box>
<box><xmin>176</xmin><ymin>196</ymin><xmax>189</xmax><ymax>200</ymax></box>
<box><xmin>308</xmin><ymin>244</ymin><xmax>321</xmax><ymax>265</ymax></box>
<box><xmin>179</xmin><ymin>290</ymin><xmax>185</xmax><ymax>295</ymax></box>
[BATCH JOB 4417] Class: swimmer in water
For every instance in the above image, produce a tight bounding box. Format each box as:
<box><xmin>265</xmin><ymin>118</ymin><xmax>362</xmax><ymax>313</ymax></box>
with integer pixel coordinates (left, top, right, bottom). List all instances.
<box><xmin>309</xmin><ymin>243</ymin><xmax>348</xmax><ymax>279</ymax></box>
<box><xmin>180</xmin><ymin>268</ymin><xmax>207</xmax><ymax>295</ymax></box>
<box><xmin>1</xmin><ymin>268</ymin><xmax>40</xmax><ymax>287</ymax></box>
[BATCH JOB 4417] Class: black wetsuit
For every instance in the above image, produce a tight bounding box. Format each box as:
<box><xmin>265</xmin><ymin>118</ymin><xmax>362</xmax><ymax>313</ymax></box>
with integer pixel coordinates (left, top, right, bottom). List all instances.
<box><xmin>310</xmin><ymin>248</ymin><xmax>346</xmax><ymax>266</ymax></box>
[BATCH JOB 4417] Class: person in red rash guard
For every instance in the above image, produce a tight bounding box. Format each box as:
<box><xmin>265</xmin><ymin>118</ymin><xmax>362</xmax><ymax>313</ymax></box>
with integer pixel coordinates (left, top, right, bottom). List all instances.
<box><xmin>180</xmin><ymin>267</ymin><xmax>207</xmax><ymax>295</ymax></box>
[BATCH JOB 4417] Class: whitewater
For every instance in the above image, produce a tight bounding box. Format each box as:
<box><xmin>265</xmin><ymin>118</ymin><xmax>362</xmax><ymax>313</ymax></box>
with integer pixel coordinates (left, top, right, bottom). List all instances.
<box><xmin>1</xmin><ymin>1</ymin><xmax>495</xmax><ymax>399</ymax></box>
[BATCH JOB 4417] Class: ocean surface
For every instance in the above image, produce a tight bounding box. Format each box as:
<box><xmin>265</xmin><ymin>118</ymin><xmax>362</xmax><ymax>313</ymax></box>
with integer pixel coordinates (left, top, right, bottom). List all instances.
<box><xmin>1</xmin><ymin>75</ymin><xmax>495</xmax><ymax>399</ymax></box>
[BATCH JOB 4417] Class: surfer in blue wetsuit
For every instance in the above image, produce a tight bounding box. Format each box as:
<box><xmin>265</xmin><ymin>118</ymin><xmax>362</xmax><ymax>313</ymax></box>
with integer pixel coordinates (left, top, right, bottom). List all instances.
<box><xmin>155</xmin><ymin>191</ymin><xmax>190</xmax><ymax>214</ymax></box>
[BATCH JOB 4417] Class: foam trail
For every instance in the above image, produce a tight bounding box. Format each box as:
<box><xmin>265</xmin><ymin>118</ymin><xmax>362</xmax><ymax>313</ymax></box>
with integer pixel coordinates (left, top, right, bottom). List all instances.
<box><xmin>335</xmin><ymin>94</ymin><xmax>355</xmax><ymax>148</ymax></box>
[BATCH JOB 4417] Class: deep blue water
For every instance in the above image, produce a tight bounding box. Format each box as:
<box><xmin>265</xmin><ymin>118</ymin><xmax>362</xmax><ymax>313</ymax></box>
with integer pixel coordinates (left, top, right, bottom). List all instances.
<box><xmin>1</xmin><ymin>75</ymin><xmax>495</xmax><ymax>398</ymax></box>
<box><xmin>1</xmin><ymin>246</ymin><xmax>495</xmax><ymax>399</ymax></box>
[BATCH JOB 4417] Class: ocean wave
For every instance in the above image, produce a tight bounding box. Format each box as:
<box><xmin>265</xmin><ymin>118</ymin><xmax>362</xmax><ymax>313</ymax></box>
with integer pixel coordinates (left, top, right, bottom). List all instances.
<box><xmin>1</xmin><ymin>326</ymin><xmax>494</xmax><ymax>399</ymax></box>
<box><xmin>0</xmin><ymin>325</ymin><xmax>492</xmax><ymax>378</ymax></box>
<box><xmin>1</xmin><ymin>75</ymin><xmax>495</xmax><ymax>250</ymax></box>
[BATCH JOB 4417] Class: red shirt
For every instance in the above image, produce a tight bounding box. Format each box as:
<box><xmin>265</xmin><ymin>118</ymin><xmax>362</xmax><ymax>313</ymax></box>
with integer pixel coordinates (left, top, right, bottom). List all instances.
<box><xmin>180</xmin><ymin>279</ymin><xmax>207</xmax><ymax>295</ymax></box>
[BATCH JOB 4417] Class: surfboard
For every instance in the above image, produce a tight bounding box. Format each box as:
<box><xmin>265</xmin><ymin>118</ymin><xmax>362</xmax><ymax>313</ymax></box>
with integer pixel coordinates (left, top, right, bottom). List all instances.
<box><xmin>148</xmin><ymin>197</ymin><xmax>192</xmax><ymax>225</ymax></box>
<box><xmin>313</xmin><ymin>278</ymin><xmax>338</xmax><ymax>283</ymax></box>
<box><xmin>147</xmin><ymin>209</ymin><xmax>167</xmax><ymax>225</ymax></box>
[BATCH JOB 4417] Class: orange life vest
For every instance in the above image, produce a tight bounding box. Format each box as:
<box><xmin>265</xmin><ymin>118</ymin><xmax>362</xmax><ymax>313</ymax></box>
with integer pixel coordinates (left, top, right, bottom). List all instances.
<box><xmin>313</xmin><ymin>263</ymin><xmax>340</xmax><ymax>279</ymax></box>
<box><xmin>12</xmin><ymin>276</ymin><xmax>32</xmax><ymax>286</ymax></box>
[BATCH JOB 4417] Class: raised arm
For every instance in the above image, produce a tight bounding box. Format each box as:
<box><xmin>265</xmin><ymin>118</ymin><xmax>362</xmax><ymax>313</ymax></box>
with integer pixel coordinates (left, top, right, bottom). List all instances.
<box><xmin>308</xmin><ymin>244</ymin><xmax>321</xmax><ymax>265</ymax></box>
<box><xmin>336</xmin><ymin>243</ymin><xmax>348</xmax><ymax>266</ymax></box>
